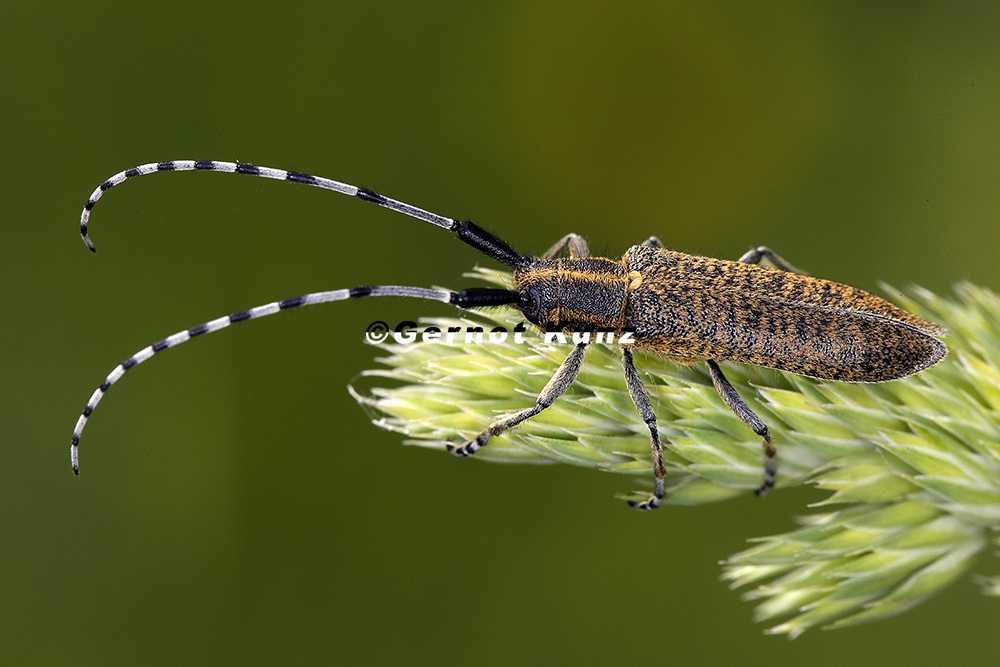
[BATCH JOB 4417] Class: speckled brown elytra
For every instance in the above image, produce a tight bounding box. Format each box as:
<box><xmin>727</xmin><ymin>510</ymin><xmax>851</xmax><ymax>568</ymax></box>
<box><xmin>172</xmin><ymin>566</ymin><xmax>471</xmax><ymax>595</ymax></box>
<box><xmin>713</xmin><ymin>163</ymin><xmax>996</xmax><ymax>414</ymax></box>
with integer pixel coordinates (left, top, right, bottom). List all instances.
<box><xmin>71</xmin><ymin>161</ymin><xmax>948</xmax><ymax>510</ymax></box>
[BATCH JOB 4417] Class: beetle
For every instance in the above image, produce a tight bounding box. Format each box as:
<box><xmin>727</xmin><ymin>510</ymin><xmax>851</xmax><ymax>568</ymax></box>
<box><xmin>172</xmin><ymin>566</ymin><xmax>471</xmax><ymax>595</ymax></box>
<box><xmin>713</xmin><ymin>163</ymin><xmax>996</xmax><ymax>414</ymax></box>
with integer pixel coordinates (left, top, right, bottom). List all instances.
<box><xmin>71</xmin><ymin>160</ymin><xmax>948</xmax><ymax>510</ymax></box>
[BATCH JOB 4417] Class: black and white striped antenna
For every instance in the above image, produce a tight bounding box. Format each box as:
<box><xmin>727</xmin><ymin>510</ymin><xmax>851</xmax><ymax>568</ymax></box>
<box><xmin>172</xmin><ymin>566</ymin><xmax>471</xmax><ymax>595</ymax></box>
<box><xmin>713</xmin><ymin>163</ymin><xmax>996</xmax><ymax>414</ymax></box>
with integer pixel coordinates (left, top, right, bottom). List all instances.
<box><xmin>71</xmin><ymin>160</ymin><xmax>526</xmax><ymax>474</ymax></box>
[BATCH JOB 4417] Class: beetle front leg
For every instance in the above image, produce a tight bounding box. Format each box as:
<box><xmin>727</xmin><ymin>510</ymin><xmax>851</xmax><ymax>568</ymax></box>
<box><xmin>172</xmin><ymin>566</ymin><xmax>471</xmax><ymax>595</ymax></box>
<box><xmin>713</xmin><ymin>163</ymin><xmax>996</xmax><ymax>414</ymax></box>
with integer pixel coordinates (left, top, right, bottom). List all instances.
<box><xmin>621</xmin><ymin>347</ymin><xmax>666</xmax><ymax>511</ymax></box>
<box><xmin>706</xmin><ymin>360</ymin><xmax>776</xmax><ymax>496</ymax></box>
<box><xmin>448</xmin><ymin>342</ymin><xmax>588</xmax><ymax>457</ymax></box>
<box><xmin>542</xmin><ymin>233</ymin><xmax>590</xmax><ymax>259</ymax></box>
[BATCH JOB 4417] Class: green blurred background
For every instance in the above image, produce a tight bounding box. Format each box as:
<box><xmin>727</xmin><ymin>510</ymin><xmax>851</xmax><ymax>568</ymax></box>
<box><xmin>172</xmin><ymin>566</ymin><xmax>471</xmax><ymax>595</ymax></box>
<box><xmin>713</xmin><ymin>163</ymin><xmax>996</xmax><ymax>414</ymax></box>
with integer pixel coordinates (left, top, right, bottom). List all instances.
<box><xmin>4</xmin><ymin>1</ymin><xmax>999</xmax><ymax>664</ymax></box>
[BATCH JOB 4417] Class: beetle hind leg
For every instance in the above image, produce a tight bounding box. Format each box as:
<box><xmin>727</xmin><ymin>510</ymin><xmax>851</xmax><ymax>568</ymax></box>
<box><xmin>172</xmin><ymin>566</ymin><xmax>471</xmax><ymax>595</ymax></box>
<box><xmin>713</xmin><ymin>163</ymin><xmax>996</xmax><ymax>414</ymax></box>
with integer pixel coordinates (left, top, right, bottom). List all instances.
<box><xmin>621</xmin><ymin>348</ymin><xmax>667</xmax><ymax>511</ymax></box>
<box><xmin>706</xmin><ymin>360</ymin><xmax>776</xmax><ymax>496</ymax></box>
<box><xmin>737</xmin><ymin>246</ymin><xmax>806</xmax><ymax>275</ymax></box>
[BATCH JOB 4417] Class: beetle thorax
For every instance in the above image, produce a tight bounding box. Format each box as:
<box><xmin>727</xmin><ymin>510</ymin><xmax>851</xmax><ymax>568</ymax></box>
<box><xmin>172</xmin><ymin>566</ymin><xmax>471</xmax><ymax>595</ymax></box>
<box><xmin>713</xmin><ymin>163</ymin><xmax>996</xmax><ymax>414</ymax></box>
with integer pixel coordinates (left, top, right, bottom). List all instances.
<box><xmin>512</xmin><ymin>257</ymin><xmax>630</xmax><ymax>331</ymax></box>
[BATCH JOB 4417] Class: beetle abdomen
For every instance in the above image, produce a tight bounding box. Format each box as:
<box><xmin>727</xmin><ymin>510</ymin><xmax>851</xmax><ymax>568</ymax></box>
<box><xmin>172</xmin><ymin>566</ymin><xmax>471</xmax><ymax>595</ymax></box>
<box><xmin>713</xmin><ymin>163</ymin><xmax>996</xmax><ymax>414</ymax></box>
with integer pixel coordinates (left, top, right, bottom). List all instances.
<box><xmin>630</xmin><ymin>291</ymin><xmax>945</xmax><ymax>381</ymax></box>
<box><xmin>623</xmin><ymin>248</ymin><xmax>947</xmax><ymax>382</ymax></box>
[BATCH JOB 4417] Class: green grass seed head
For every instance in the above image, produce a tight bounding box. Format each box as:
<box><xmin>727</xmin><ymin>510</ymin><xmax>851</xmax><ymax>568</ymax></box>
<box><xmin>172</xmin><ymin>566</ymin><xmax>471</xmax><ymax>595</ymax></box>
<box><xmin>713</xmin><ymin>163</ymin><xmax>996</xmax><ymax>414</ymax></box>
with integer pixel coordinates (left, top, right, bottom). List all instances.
<box><xmin>353</xmin><ymin>271</ymin><xmax>1000</xmax><ymax>636</ymax></box>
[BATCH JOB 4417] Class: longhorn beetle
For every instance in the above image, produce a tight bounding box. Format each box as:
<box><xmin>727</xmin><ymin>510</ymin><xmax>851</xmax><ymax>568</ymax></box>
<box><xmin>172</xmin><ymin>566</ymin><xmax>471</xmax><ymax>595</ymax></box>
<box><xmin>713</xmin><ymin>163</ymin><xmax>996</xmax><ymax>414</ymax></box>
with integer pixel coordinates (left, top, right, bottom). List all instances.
<box><xmin>71</xmin><ymin>160</ymin><xmax>948</xmax><ymax>510</ymax></box>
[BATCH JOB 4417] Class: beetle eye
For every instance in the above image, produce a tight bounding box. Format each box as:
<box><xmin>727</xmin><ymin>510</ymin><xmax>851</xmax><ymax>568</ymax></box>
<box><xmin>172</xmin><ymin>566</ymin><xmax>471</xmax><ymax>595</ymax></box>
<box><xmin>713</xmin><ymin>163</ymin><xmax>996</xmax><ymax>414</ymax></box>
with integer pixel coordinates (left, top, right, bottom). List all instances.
<box><xmin>518</xmin><ymin>286</ymin><xmax>541</xmax><ymax>323</ymax></box>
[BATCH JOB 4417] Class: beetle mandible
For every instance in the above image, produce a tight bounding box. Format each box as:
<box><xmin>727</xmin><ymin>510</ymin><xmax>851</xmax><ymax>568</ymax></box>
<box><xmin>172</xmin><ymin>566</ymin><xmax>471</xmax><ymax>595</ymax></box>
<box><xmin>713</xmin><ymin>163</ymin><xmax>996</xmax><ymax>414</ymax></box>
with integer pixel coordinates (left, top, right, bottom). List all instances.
<box><xmin>71</xmin><ymin>161</ymin><xmax>948</xmax><ymax>510</ymax></box>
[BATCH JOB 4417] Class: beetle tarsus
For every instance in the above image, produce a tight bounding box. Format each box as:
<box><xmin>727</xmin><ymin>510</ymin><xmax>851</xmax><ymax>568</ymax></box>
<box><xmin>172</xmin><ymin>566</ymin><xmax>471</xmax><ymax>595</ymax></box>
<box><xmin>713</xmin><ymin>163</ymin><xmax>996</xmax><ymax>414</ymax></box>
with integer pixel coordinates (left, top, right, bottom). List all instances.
<box><xmin>628</xmin><ymin>477</ymin><xmax>665</xmax><ymax>511</ymax></box>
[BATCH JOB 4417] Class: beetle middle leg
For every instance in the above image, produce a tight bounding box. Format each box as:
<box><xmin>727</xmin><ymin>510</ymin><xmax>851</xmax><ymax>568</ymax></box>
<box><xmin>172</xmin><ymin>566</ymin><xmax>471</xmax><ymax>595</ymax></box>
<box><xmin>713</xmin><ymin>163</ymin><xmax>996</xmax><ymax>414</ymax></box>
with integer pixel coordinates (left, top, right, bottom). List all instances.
<box><xmin>621</xmin><ymin>347</ymin><xmax>666</xmax><ymax>511</ymax></box>
<box><xmin>706</xmin><ymin>360</ymin><xmax>776</xmax><ymax>496</ymax></box>
<box><xmin>448</xmin><ymin>342</ymin><xmax>589</xmax><ymax>457</ymax></box>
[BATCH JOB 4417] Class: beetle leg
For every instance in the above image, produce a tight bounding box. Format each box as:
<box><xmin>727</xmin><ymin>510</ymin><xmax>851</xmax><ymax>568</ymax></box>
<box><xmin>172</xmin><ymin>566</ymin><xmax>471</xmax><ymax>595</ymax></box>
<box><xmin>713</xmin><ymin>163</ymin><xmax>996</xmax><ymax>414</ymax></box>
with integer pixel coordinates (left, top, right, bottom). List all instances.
<box><xmin>737</xmin><ymin>246</ymin><xmax>806</xmax><ymax>275</ymax></box>
<box><xmin>542</xmin><ymin>233</ymin><xmax>590</xmax><ymax>259</ymax></box>
<box><xmin>641</xmin><ymin>236</ymin><xmax>663</xmax><ymax>248</ymax></box>
<box><xmin>706</xmin><ymin>360</ymin><xmax>776</xmax><ymax>496</ymax></box>
<box><xmin>621</xmin><ymin>347</ymin><xmax>666</xmax><ymax>511</ymax></box>
<box><xmin>448</xmin><ymin>342</ymin><xmax>588</xmax><ymax>457</ymax></box>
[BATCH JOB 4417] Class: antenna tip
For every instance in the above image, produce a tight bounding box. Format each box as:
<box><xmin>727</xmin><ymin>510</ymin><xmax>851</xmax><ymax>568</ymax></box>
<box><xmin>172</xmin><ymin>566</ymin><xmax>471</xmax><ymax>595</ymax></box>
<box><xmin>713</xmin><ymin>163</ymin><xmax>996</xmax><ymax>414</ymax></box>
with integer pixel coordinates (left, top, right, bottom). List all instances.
<box><xmin>83</xmin><ymin>236</ymin><xmax>96</xmax><ymax>252</ymax></box>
